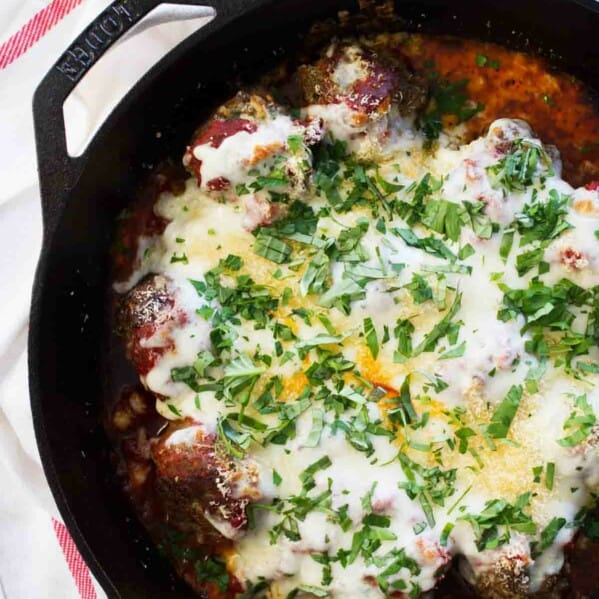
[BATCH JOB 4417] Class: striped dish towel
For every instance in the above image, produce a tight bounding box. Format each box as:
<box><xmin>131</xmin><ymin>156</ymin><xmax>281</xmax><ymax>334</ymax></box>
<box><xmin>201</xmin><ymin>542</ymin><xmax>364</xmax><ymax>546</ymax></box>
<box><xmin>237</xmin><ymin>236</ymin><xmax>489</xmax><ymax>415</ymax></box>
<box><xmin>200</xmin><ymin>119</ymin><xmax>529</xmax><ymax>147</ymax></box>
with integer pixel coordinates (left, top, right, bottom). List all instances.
<box><xmin>0</xmin><ymin>1</ymin><xmax>210</xmax><ymax>597</ymax></box>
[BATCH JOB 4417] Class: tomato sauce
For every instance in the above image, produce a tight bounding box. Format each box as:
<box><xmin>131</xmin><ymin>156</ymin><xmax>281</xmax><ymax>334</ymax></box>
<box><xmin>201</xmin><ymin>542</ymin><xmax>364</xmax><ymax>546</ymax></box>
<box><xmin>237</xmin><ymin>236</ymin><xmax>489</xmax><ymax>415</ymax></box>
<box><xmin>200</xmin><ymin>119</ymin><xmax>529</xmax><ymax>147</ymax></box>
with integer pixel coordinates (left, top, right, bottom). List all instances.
<box><xmin>400</xmin><ymin>34</ymin><xmax>599</xmax><ymax>187</ymax></box>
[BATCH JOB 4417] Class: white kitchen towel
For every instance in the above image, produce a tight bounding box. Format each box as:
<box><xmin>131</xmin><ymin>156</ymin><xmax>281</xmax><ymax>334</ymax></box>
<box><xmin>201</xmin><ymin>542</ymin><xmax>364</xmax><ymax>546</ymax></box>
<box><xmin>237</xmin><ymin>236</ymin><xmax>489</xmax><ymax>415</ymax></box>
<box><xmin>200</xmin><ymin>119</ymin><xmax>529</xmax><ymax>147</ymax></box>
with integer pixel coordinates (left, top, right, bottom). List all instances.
<box><xmin>0</xmin><ymin>1</ymin><xmax>212</xmax><ymax>597</ymax></box>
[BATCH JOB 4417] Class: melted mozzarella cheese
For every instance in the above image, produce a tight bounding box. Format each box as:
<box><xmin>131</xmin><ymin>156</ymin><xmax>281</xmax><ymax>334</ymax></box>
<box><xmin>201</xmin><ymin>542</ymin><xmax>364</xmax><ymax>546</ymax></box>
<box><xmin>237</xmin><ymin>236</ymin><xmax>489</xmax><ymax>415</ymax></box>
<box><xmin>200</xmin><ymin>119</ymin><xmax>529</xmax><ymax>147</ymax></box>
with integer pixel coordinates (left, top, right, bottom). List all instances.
<box><xmin>192</xmin><ymin>114</ymin><xmax>300</xmax><ymax>187</ymax></box>
<box><xmin>119</xmin><ymin>118</ymin><xmax>599</xmax><ymax>597</ymax></box>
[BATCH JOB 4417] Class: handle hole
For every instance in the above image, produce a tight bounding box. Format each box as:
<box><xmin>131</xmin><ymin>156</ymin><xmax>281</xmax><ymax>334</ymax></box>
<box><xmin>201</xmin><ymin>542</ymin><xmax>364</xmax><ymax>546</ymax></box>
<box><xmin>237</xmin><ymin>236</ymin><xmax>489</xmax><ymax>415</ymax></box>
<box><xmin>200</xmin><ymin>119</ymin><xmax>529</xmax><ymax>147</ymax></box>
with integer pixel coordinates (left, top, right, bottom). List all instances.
<box><xmin>63</xmin><ymin>3</ymin><xmax>215</xmax><ymax>158</ymax></box>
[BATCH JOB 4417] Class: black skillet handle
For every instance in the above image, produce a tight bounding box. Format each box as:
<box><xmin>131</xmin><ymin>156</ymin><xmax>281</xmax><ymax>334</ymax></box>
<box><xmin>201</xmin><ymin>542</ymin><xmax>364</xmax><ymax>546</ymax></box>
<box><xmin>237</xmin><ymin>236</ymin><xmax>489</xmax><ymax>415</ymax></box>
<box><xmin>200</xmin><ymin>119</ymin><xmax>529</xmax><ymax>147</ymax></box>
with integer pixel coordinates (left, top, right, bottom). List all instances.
<box><xmin>33</xmin><ymin>0</ymin><xmax>263</xmax><ymax>241</ymax></box>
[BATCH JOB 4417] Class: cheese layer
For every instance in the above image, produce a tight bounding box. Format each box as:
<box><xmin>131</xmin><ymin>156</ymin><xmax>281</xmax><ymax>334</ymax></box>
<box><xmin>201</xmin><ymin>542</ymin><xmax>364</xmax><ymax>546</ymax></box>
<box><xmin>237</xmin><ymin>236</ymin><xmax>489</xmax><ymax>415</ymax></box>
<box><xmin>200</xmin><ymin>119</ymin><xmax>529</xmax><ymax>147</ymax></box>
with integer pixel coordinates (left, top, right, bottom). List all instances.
<box><xmin>120</xmin><ymin>116</ymin><xmax>599</xmax><ymax>598</ymax></box>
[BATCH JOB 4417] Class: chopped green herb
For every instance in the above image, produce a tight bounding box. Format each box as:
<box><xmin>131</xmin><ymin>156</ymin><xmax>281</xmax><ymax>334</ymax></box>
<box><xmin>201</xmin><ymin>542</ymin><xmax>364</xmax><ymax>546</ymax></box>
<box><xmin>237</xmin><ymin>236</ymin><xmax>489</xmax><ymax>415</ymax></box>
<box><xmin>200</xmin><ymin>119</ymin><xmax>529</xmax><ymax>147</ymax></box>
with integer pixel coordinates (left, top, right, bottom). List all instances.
<box><xmin>545</xmin><ymin>462</ymin><xmax>555</xmax><ymax>491</ymax></box>
<box><xmin>458</xmin><ymin>493</ymin><xmax>536</xmax><ymax>551</ymax></box>
<box><xmin>318</xmin><ymin>277</ymin><xmax>365</xmax><ymax>314</ymax></box>
<box><xmin>487</xmin><ymin>385</ymin><xmax>523</xmax><ymax>439</ymax></box>
<box><xmin>394</xmin><ymin>318</ymin><xmax>415</xmax><ymax>359</ymax></box>
<box><xmin>254</xmin><ymin>232</ymin><xmax>292</xmax><ymax>264</ymax></box>
<box><xmin>422</xmin><ymin>199</ymin><xmax>465</xmax><ymax>241</ymax></box>
<box><xmin>439</xmin><ymin>341</ymin><xmax>466</xmax><ymax>360</ymax></box>
<box><xmin>393</xmin><ymin>228</ymin><xmax>457</xmax><ymax>261</ymax></box>
<box><xmin>301</xmin><ymin>250</ymin><xmax>330</xmax><ymax>296</ymax></box>
<box><xmin>170</xmin><ymin>252</ymin><xmax>189</xmax><ymax>264</ymax></box>
<box><xmin>499</xmin><ymin>230</ymin><xmax>515</xmax><ymax>262</ymax></box>
<box><xmin>516</xmin><ymin>247</ymin><xmax>545</xmax><ymax>276</ymax></box>
<box><xmin>217</xmin><ymin>416</ymin><xmax>252</xmax><ymax>458</ymax></box>
<box><xmin>413</xmin><ymin>293</ymin><xmax>462</xmax><ymax>356</ymax></box>
<box><xmin>304</xmin><ymin>409</ymin><xmax>325</xmax><ymax>448</ymax></box>
<box><xmin>458</xmin><ymin>243</ymin><xmax>475</xmax><ymax>260</ymax></box>
<box><xmin>397</xmin><ymin>173</ymin><xmax>443</xmax><ymax>225</ymax></box>
<box><xmin>487</xmin><ymin>139</ymin><xmax>552</xmax><ymax>192</ymax></box>
<box><xmin>171</xmin><ymin>365</ymin><xmax>201</xmax><ymax>392</ymax></box>
<box><xmin>223</xmin><ymin>354</ymin><xmax>265</xmax><ymax>404</ymax></box>
<box><xmin>364</xmin><ymin>317</ymin><xmax>379</xmax><ymax>359</ymax></box>
<box><xmin>300</xmin><ymin>456</ymin><xmax>332</xmax><ymax>491</ymax></box>
<box><xmin>515</xmin><ymin>189</ymin><xmax>572</xmax><ymax>246</ymax></box>
<box><xmin>166</xmin><ymin>403</ymin><xmax>182</xmax><ymax>417</ymax></box>
<box><xmin>405</xmin><ymin>273</ymin><xmax>433</xmax><ymax>305</ymax></box>
<box><xmin>387</xmin><ymin>376</ymin><xmax>417</xmax><ymax>427</ymax></box>
<box><xmin>535</xmin><ymin>517</ymin><xmax>566</xmax><ymax>556</ymax></box>
<box><xmin>287</xmin><ymin>585</ymin><xmax>328</xmax><ymax>598</ymax></box>
<box><xmin>558</xmin><ymin>394</ymin><xmax>597</xmax><ymax>447</ymax></box>
<box><xmin>413</xmin><ymin>521</ymin><xmax>427</xmax><ymax>535</ymax></box>
<box><xmin>440</xmin><ymin>522</ymin><xmax>454</xmax><ymax>546</ymax></box>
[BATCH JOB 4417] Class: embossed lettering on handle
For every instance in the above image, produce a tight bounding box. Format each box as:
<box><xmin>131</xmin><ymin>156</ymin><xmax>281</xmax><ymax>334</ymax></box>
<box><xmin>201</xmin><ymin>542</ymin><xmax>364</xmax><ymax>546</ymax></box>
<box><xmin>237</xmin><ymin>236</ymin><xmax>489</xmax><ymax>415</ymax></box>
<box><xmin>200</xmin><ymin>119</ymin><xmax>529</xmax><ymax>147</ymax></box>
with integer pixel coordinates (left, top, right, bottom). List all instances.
<box><xmin>56</xmin><ymin>0</ymin><xmax>143</xmax><ymax>82</ymax></box>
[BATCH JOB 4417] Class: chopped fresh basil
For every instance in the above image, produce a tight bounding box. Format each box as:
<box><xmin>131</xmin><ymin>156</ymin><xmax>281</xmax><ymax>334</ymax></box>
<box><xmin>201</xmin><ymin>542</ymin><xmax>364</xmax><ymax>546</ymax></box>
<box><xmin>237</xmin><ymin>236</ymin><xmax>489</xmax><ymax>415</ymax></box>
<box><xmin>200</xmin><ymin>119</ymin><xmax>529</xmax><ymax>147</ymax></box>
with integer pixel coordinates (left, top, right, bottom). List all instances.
<box><xmin>254</xmin><ymin>232</ymin><xmax>292</xmax><ymax>264</ymax></box>
<box><xmin>487</xmin><ymin>139</ymin><xmax>552</xmax><ymax>192</ymax></box>
<box><xmin>363</xmin><ymin>317</ymin><xmax>379</xmax><ymax>359</ymax></box>
<box><xmin>487</xmin><ymin>385</ymin><xmax>523</xmax><ymax>439</ymax></box>
<box><xmin>223</xmin><ymin>354</ymin><xmax>265</xmax><ymax>404</ymax></box>
<box><xmin>304</xmin><ymin>409</ymin><xmax>325</xmax><ymax>448</ymax></box>
<box><xmin>458</xmin><ymin>493</ymin><xmax>536</xmax><ymax>551</ymax></box>
<box><xmin>413</xmin><ymin>293</ymin><xmax>462</xmax><ymax>356</ymax></box>
<box><xmin>405</xmin><ymin>273</ymin><xmax>433</xmax><ymax>305</ymax></box>
<box><xmin>393</xmin><ymin>227</ymin><xmax>457</xmax><ymax>261</ymax></box>
<box><xmin>545</xmin><ymin>462</ymin><xmax>555</xmax><ymax>491</ymax></box>
<box><xmin>558</xmin><ymin>394</ymin><xmax>597</xmax><ymax>447</ymax></box>
<box><xmin>439</xmin><ymin>341</ymin><xmax>466</xmax><ymax>360</ymax></box>
<box><xmin>535</xmin><ymin>517</ymin><xmax>566</xmax><ymax>556</ymax></box>
<box><xmin>440</xmin><ymin>522</ymin><xmax>454</xmax><ymax>546</ymax></box>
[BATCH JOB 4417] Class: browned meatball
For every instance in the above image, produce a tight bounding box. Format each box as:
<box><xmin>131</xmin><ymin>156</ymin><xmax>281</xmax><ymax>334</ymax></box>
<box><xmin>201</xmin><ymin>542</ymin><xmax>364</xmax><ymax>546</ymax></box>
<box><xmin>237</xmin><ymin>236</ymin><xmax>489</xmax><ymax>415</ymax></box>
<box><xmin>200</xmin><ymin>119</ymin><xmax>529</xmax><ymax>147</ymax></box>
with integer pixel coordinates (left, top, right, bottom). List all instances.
<box><xmin>151</xmin><ymin>424</ymin><xmax>261</xmax><ymax>541</ymax></box>
<box><xmin>183</xmin><ymin>91</ymin><xmax>323</xmax><ymax>196</ymax></box>
<box><xmin>183</xmin><ymin>92</ymin><xmax>279</xmax><ymax>188</ymax></box>
<box><xmin>458</xmin><ymin>545</ymin><xmax>532</xmax><ymax>599</ymax></box>
<box><xmin>474</xmin><ymin>556</ymin><xmax>530</xmax><ymax>599</ymax></box>
<box><xmin>297</xmin><ymin>43</ymin><xmax>427</xmax><ymax>118</ymax></box>
<box><xmin>118</xmin><ymin>274</ymin><xmax>187</xmax><ymax>375</ymax></box>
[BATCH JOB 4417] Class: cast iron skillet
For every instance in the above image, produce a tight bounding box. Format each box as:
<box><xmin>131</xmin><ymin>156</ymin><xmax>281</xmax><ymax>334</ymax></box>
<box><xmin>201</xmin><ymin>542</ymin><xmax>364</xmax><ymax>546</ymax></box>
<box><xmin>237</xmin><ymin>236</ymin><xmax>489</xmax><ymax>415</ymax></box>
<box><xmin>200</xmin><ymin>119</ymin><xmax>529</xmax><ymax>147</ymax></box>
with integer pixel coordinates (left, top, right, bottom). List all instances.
<box><xmin>30</xmin><ymin>0</ymin><xmax>599</xmax><ymax>596</ymax></box>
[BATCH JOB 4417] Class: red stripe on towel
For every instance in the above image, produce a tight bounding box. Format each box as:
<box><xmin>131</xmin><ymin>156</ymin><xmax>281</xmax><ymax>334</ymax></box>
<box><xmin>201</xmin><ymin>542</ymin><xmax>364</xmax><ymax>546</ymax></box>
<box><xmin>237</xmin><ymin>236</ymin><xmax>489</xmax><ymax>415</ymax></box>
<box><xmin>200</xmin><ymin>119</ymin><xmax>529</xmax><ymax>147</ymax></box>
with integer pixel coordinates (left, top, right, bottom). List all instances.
<box><xmin>0</xmin><ymin>0</ymin><xmax>84</xmax><ymax>69</ymax></box>
<box><xmin>52</xmin><ymin>518</ymin><xmax>98</xmax><ymax>599</ymax></box>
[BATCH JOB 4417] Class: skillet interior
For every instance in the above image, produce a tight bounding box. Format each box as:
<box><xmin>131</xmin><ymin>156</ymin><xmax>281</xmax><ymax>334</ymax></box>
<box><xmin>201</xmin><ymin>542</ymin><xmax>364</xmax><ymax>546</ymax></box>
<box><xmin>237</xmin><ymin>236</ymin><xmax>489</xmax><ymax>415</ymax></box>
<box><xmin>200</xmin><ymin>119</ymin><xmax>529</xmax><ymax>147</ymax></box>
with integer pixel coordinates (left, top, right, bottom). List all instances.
<box><xmin>30</xmin><ymin>0</ymin><xmax>599</xmax><ymax>596</ymax></box>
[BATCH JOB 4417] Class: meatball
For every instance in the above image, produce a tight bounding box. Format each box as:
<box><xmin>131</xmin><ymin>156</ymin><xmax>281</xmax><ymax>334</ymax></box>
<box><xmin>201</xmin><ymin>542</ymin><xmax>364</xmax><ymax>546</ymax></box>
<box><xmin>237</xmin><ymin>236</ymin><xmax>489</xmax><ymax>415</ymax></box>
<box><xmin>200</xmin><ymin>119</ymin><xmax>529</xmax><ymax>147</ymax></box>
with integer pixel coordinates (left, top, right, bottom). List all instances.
<box><xmin>474</xmin><ymin>555</ymin><xmax>530</xmax><ymax>599</ymax></box>
<box><xmin>459</xmin><ymin>539</ymin><xmax>532</xmax><ymax>599</ymax></box>
<box><xmin>118</xmin><ymin>274</ymin><xmax>187</xmax><ymax>375</ymax></box>
<box><xmin>151</xmin><ymin>424</ymin><xmax>262</xmax><ymax>541</ymax></box>
<box><xmin>297</xmin><ymin>43</ymin><xmax>427</xmax><ymax>118</ymax></box>
<box><xmin>295</xmin><ymin>42</ymin><xmax>428</xmax><ymax>153</ymax></box>
<box><xmin>183</xmin><ymin>91</ymin><xmax>323</xmax><ymax>200</ymax></box>
<box><xmin>561</xmin><ymin>527</ymin><xmax>599</xmax><ymax>597</ymax></box>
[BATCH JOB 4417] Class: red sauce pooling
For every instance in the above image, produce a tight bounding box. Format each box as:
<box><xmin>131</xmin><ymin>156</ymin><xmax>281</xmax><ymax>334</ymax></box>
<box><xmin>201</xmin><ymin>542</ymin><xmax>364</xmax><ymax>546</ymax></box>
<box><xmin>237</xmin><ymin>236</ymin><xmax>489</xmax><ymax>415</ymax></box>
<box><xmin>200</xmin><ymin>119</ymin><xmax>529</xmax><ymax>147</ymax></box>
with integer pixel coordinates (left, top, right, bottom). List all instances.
<box><xmin>400</xmin><ymin>34</ymin><xmax>599</xmax><ymax>186</ymax></box>
<box><xmin>195</xmin><ymin>118</ymin><xmax>258</xmax><ymax>149</ymax></box>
